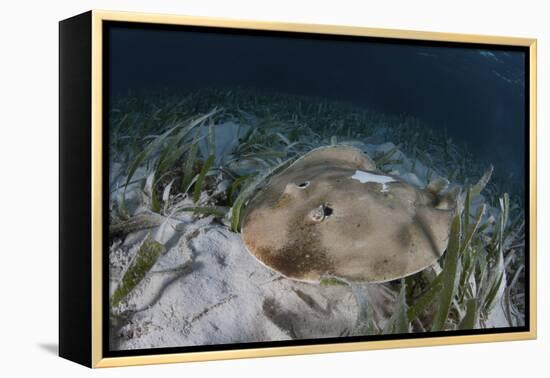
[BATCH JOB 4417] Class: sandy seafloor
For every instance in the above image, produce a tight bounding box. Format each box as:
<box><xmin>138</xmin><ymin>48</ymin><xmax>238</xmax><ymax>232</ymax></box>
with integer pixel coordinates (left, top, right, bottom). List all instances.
<box><xmin>109</xmin><ymin>136</ymin><xmax>513</xmax><ymax>351</ymax></box>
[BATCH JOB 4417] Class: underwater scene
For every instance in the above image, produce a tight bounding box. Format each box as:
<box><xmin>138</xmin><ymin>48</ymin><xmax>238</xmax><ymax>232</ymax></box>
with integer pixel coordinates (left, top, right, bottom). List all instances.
<box><xmin>107</xmin><ymin>25</ymin><xmax>527</xmax><ymax>351</ymax></box>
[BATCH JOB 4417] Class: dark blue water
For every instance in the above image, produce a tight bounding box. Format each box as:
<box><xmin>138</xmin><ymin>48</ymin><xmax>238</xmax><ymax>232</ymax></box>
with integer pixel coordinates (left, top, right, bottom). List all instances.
<box><xmin>108</xmin><ymin>25</ymin><xmax>526</xmax><ymax>183</ymax></box>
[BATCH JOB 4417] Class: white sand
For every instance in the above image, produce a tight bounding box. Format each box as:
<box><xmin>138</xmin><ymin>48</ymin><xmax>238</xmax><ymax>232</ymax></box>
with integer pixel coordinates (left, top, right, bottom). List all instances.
<box><xmin>110</xmin><ymin>219</ymin><xmax>358</xmax><ymax>350</ymax></box>
<box><xmin>351</xmin><ymin>170</ymin><xmax>396</xmax><ymax>192</ymax></box>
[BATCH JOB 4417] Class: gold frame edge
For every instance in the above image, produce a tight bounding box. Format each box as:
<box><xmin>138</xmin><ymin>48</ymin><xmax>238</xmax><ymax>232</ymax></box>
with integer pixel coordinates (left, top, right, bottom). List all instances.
<box><xmin>89</xmin><ymin>9</ymin><xmax>538</xmax><ymax>368</ymax></box>
<box><xmin>91</xmin><ymin>10</ymin><xmax>104</xmax><ymax>368</ymax></box>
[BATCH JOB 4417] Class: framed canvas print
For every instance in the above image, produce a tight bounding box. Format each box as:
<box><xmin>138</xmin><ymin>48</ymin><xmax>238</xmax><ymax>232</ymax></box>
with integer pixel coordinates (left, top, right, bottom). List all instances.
<box><xmin>59</xmin><ymin>10</ymin><xmax>537</xmax><ymax>368</ymax></box>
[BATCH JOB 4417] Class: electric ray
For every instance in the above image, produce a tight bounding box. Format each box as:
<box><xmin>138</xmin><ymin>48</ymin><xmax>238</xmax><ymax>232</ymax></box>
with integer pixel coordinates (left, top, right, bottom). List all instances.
<box><xmin>241</xmin><ymin>145</ymin><xmax>458</xmax><ymax>283</ymax></box>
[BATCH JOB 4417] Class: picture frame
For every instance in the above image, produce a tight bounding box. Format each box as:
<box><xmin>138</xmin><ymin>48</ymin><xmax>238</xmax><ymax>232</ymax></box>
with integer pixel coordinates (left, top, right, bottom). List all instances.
<box><xmin>59</xmin><ymin>10</ymin><xmax>537</xmax><ymax>368</ymax></box>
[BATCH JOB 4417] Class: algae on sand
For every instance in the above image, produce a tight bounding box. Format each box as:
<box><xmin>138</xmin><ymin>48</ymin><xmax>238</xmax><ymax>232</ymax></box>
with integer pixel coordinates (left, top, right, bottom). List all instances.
<box><xmin>110</xmin><ymin>234</ymin><xmax>166</xmax><ymax>308</ymax></box>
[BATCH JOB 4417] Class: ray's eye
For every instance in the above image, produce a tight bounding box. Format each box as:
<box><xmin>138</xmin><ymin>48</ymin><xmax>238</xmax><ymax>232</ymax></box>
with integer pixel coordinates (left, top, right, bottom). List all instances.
<box><xmin>296</xmin><ymin>181</ymin><xmax>310</xmax><ymax>189</ymax></box>
<box><xmin>309</xmin><ymin>203</ymin><xmax>333</xmax><ymax>222</ymax></box>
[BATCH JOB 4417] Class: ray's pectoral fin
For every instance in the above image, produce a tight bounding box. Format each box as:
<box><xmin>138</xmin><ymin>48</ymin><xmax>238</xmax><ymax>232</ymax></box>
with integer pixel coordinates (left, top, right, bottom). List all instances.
<box><xmin>414</xmin><ymin>207</ymin><xmax>454</xmax><ymax>258</ymax></box>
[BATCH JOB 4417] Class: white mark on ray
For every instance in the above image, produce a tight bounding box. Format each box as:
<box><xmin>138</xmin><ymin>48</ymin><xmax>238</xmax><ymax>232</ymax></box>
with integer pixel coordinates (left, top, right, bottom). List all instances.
<box><xmin>351</xmin><ymin>170</ymin><xmax>396</xmax><ymax>192</ymax></box>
